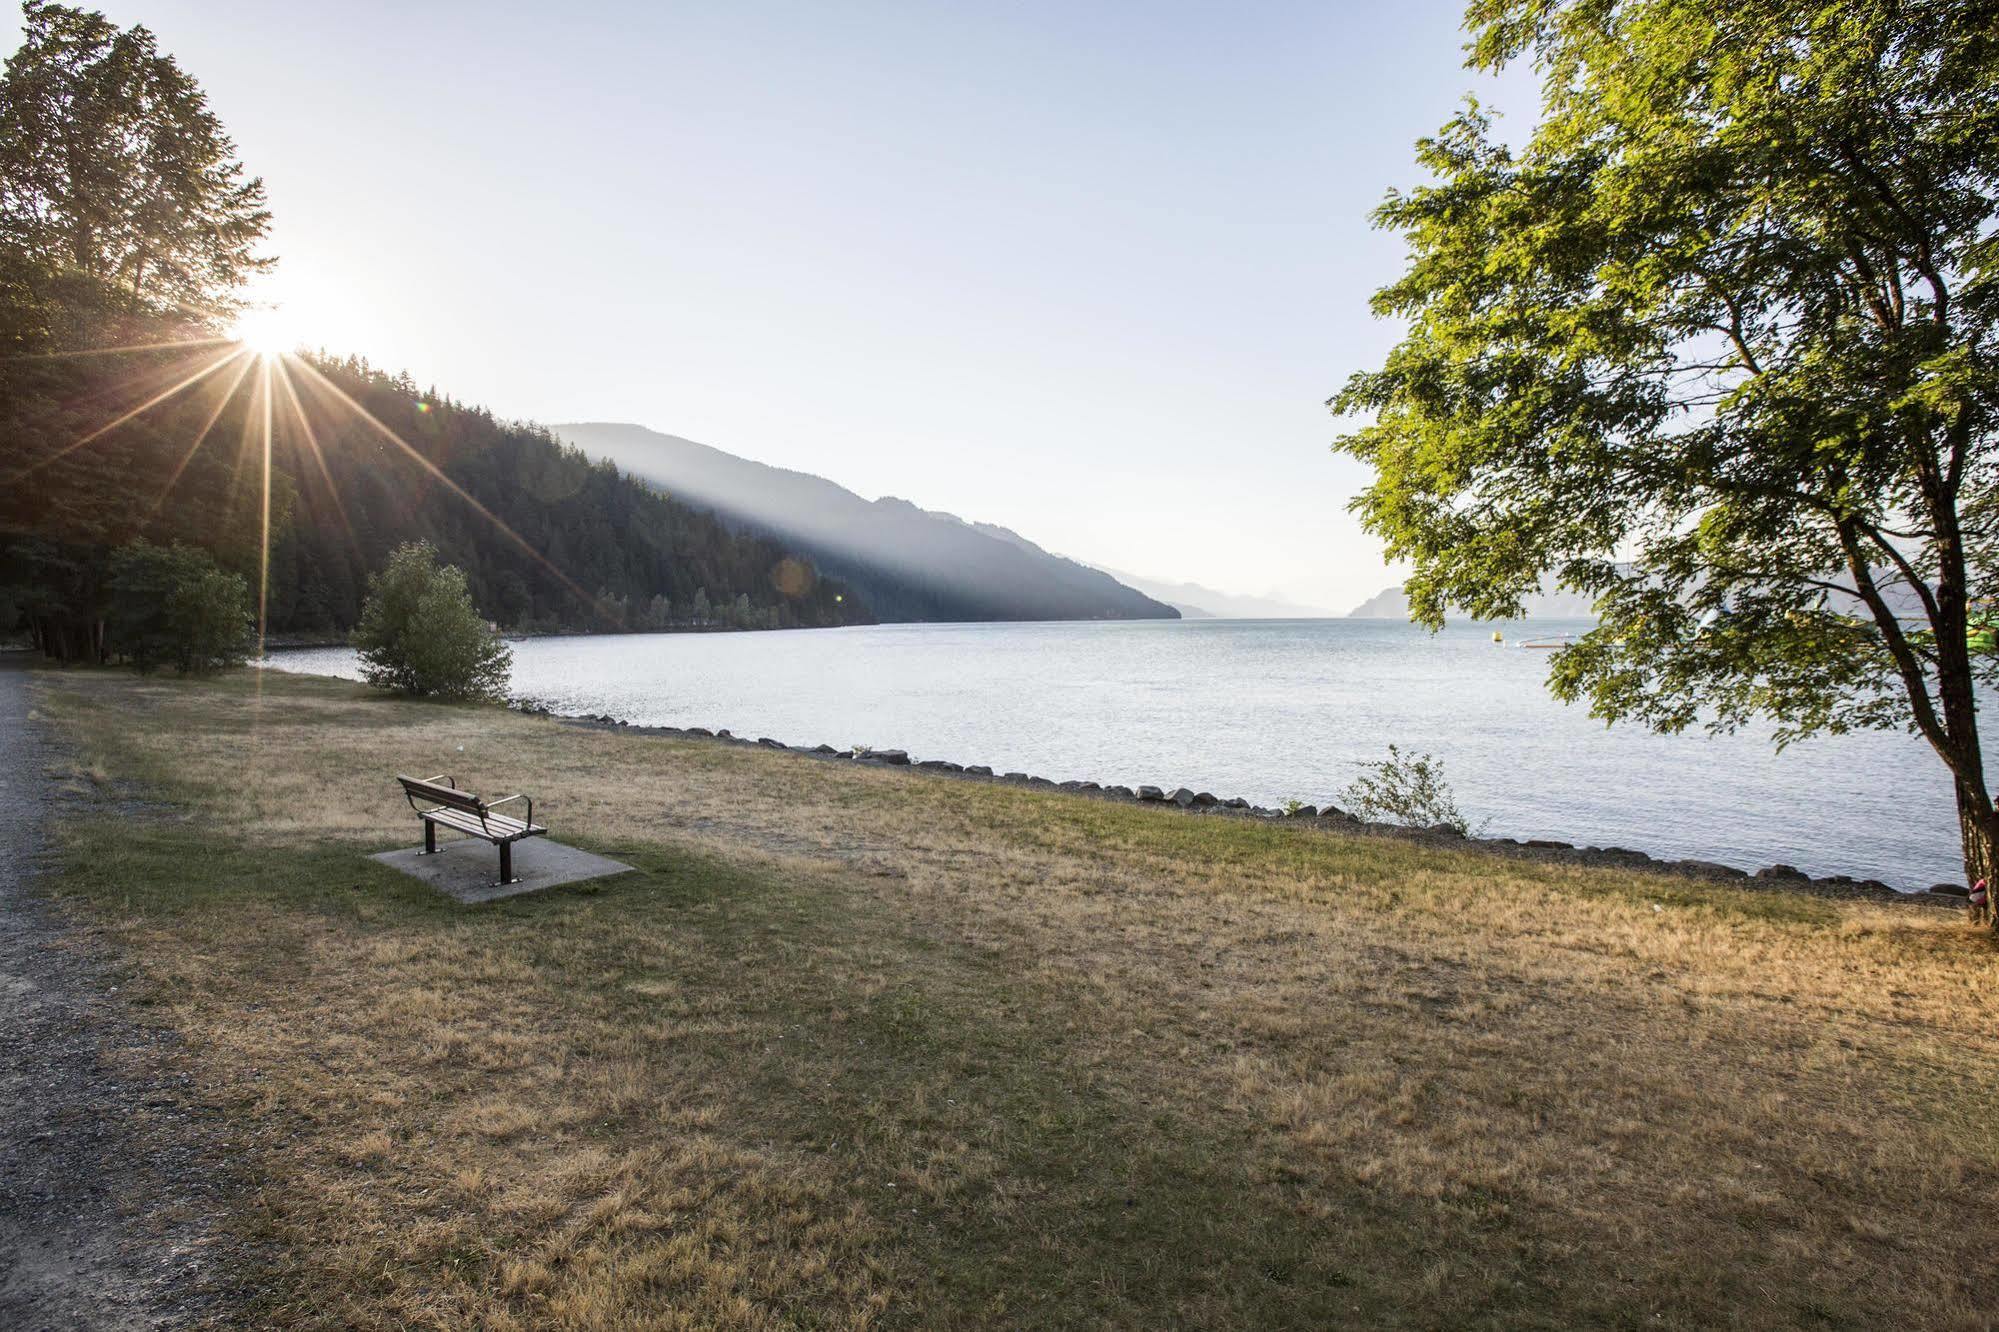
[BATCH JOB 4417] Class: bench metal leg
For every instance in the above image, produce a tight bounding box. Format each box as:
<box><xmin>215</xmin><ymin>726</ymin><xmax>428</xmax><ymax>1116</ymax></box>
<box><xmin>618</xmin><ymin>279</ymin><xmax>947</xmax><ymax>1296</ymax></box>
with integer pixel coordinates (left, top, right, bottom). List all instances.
<box><xmin>499</xmin><ymin>841</ymin><xmax>515</xmax><ymax>885</ymax></box>
<box><xmin>422</xmin><ymin>820</ymin><xmax>437</xmax><ymax>855</ymax></box>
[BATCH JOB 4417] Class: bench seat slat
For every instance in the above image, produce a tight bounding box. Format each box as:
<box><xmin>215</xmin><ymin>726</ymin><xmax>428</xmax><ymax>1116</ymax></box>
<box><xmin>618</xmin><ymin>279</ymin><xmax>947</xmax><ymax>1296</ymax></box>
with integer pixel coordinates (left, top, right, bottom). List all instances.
<box><xmin>420</xmin><ymin>807</ymin><xmax>544</xmax><ymax>842</ymax></box>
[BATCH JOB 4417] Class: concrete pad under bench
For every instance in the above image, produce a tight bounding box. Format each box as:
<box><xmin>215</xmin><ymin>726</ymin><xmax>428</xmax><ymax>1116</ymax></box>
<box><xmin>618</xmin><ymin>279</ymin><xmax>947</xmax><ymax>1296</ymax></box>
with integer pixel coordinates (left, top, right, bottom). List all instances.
<box><xmin>370</xmin><ymin>837</ymin><xmax>635</xmax><ymax>904</ymax></box>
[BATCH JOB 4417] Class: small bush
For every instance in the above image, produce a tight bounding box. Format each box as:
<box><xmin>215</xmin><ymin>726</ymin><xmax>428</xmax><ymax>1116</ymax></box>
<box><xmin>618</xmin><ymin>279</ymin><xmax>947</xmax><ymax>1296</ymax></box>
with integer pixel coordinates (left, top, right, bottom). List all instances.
<box><xmin>105</xmin><ymin>541</ymin><xmax>253</xmax><ymax>674</ymax></box>
<box><xmin>351</xmin><ymin>541</ymin><xmax>512</xmax><ymax>700</ymax></box>
<box><xmin>1340</xmin><ymin>744</ymin><xmax>1476</xmax><ymax>834</ymax></box>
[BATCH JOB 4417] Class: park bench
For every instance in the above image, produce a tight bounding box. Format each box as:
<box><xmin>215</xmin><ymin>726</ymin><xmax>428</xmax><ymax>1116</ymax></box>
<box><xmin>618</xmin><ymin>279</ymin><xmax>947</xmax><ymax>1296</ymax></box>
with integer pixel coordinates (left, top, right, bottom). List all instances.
<box><xmin>397</xmin><ymin>773</ymin><xmax>547</xmax><ymax>884</ymax></box>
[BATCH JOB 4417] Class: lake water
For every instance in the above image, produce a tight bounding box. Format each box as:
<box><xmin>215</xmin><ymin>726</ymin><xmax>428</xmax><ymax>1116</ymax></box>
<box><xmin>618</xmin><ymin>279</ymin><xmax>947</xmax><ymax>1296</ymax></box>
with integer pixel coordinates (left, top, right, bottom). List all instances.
<box><xmin>268</xmin><ymin>618</ymin><xmax>1975</xmax><ymax>890</ymax></box>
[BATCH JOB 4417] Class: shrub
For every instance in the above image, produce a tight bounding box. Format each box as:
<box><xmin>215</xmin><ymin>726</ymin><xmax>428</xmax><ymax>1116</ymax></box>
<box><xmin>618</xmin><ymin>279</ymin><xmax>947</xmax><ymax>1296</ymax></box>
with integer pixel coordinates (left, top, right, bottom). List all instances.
<box><xmin>105</xmin><ymin>541</ymin><xmax>253</xmax><ymax>674</ymax></box>
<box><xmin>351</xmin><ymin>542</ymin><xmax>512</xmax><ymax>699</ymax></box>
<box><xmin>1340</xmin><ymin>744</ymin><xmax>1476</xmax><ymax>834</ymax></box>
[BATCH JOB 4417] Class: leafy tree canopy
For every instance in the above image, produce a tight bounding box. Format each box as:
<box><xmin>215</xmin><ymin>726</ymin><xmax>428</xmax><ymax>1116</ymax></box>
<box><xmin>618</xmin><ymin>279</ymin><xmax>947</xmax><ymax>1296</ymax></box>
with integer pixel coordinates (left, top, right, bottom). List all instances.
<box><xmin>0</xmin><ymin>0</ymin><xmax>271</xmax><ymax>350</ymax></box>
<box><xmin>1334</xmin><ymin>0</ymin><xmax>1999</xmax><ymax>888</ymax></box>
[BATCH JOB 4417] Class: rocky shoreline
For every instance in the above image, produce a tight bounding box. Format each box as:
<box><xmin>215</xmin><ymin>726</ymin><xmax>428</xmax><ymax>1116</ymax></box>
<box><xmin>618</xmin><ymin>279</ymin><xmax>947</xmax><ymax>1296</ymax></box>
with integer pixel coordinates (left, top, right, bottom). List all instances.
<box><xmin>533</xmin><ymin>703</ymin><xmax>1970</xmax><ymax>911</ymax></box>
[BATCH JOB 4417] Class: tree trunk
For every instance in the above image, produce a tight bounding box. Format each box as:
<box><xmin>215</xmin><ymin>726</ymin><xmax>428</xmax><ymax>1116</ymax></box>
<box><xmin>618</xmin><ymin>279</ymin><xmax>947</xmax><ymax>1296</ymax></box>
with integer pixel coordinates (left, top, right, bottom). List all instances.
<box><xmin>1957</xmin><ymin>785</ymin><xmax>1996</xmax><ymax>880</ymax></box>
<box><xmin>1960</xmin><ymin>787</ymin><xmax>1999</xmax><ymax>927</ymax></box>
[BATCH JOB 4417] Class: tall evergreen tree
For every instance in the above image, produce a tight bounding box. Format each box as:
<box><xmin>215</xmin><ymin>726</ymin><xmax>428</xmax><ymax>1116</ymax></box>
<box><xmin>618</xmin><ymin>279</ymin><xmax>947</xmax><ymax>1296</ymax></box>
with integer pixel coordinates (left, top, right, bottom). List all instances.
<box><xmin>0</xmin><ymin>0</ymin><xmax>271</xmax><ymax>348</ymax></box>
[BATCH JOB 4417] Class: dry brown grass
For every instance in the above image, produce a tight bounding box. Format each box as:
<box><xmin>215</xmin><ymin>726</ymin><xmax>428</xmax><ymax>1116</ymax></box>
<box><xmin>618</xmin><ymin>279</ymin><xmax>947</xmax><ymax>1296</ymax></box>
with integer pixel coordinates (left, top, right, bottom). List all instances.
<box><xmin>34</xmin><ymin>666</ymin><xmax>1999</xmax><ymax>1329</ymax></box>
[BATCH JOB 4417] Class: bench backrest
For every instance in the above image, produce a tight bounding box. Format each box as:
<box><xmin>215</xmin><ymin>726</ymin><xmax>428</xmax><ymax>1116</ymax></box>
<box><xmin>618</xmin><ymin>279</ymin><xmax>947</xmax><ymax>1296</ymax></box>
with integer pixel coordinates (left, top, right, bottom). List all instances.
<box><xmin>398</xmin><ymin>774</ymin><xmax>485</xmax><ymax>815</ymax></box>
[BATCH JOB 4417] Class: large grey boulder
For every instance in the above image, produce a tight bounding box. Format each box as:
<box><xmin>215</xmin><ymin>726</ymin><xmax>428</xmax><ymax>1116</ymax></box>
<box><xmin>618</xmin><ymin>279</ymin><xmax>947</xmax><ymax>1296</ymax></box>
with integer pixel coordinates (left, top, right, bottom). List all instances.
<box><xmin>867</xmin><ymin>749</ymin><xmax>911</xmax><ymax>765</ymax></box>
<box><xmin>1137</xmin><ymin>785</ymin><xmax>1166</xmax><ymax>801</ymax></box>
<box><xmin>1170</xmin><ymin>788</ymin><xmax>1197</xmax><ymax>807</ymax></box>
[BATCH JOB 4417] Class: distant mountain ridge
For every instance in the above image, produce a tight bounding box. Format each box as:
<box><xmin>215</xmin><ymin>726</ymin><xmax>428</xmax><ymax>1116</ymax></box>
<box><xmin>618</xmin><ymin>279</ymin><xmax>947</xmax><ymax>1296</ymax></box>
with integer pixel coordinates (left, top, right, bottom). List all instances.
<box><xmin>1348</xmin><ymin>582</ymin><xmax>1600</xmax><ymax>620</ymax></box>
<box><xmin>552</xmin><ymin>423</ymin><xmax>1177</xmax><ymax>624</ymax></box>
<box><xmin>1093</xmin><ymin>567</ymin><xmax>1336</xmax><ymax>620</ymax></box>
<box><xmin>1350</xmin><ymin>571</ymin><xmax>1927</xmax><ymax>623</ymax></box>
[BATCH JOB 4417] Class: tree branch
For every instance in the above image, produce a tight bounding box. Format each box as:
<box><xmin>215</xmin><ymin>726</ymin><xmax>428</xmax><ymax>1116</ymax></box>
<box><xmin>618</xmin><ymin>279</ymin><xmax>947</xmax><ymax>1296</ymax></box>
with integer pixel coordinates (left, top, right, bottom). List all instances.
<box><xmin>1833</xmin><ymin>519</ymin><xmax>1959</xmax><ymax>771</ymax></box>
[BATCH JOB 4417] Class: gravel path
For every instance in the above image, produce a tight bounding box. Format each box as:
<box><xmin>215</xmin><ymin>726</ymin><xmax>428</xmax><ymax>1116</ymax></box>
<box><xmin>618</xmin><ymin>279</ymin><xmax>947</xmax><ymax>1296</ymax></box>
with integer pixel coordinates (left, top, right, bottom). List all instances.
<box><xmin>0</xmin><ymin>656</ymin><xmax>235</xmax><ymax>1329</ymax></box>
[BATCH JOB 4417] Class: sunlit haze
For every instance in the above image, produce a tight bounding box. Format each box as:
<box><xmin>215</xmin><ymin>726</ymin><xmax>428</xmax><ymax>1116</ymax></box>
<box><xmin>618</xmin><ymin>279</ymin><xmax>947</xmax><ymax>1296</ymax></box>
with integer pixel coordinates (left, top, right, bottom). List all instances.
<box><xmin>229</xmin><ymin>305</ymin><xmax>302</xmax><ymax>360</ymax></box>
<box><xmin>19</xmin><ymin>1</ymin><xmax>1539</xmax><ymax>612</ymax></box>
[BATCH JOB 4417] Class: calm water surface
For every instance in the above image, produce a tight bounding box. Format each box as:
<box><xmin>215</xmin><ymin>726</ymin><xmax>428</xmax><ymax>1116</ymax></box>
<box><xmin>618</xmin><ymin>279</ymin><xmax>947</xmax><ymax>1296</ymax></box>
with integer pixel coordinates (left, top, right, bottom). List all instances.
<box><xmin>269</xmin><ymin>618</ymin><xmax>1975</xmax><ymax>889</ymax></box>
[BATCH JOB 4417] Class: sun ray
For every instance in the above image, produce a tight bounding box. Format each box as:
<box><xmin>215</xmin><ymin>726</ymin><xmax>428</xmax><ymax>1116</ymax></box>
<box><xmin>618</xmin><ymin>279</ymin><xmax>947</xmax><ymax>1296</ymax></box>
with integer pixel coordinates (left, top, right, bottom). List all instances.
<box><xmin>145</xmin><ymin>350</ymin><xmax>258</xmax><ymax>516</ymax></box>
<box><xmin>0</xmin><ymin>335</ymin><xmax>237</xmax><ymax>362</ymax></box>
<box><xmin>258</xmin><ymin>357</ymin><xmax>274</xmax><ymax>659</ymax></box>
<box><xmin>271</xmin><ymin>353</ymin><xmax>354</xmax><ymax>546</ymax></box>
<box><xmin>6</xmin><ymin>343</ymin><xmax>252</xmax><ymax>485</ymax></box>
<box><xmin>287</xmin><ymin>356</ymin><xmax>618</xmax><ymax>624</ymax></box>
<box><xmin>224</xmin><ymin>358</ymin><xmax>268</xmax><ymax>556</ymax></box>
<box><xmin>40</xmin><ymin>339</ymin><xmax>241</xmax><ymax>447</ymax></box>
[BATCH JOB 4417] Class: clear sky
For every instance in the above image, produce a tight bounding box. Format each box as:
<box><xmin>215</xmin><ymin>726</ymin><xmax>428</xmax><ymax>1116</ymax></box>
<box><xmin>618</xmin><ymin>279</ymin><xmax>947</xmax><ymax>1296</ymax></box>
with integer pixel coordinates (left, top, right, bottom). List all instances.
<box><xmin>15</xmin><ymin>1</ymin><xmax>1538</xmax><ymax>612</ymax></box>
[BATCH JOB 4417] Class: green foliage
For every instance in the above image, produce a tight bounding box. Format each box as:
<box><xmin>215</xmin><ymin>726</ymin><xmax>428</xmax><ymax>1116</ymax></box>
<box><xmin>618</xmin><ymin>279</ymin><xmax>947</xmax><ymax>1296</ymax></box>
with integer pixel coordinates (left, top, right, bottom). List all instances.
<box><xmin>351</xmin><ymin>541</ymin><xmax>512</xmax><ymax>700</ymax></box>
<box><xmin>1334</xmin><ymin>0</ymin><xmax>1999</xmax><ymax>879</ymax></box>
<box><xmin>1340</xmin><ymin>745</ymin><xmax>1473</xmax><ymax>835</ymax></box>
<box><xmin>104</xmin><ymin>540</ymin><xmax>251</xmax><ymax>673</ymax></box>
<box><xmin>0</xmin><ymin>1</ymin><xmax>271</xmax><ymax>349</ymax></box>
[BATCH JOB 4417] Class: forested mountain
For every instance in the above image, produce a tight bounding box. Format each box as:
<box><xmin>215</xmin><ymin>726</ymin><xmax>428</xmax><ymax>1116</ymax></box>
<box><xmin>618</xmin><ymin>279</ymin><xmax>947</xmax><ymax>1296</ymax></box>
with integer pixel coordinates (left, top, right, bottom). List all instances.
<box><xmin>552</xmin><ymin>422</ymin><xmax>1178</xmax><ymax>624</ymax></box>
<box><xmin>1</xmin><ymin>347</ymin><xmax>871</xmax><ymax>643</ymax></box>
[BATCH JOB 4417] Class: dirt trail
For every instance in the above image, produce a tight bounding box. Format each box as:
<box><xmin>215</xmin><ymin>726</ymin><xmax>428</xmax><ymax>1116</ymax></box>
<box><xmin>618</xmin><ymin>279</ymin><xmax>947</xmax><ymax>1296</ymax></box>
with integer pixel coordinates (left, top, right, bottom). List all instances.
<box><xmin>0</xmin><ymin>657</ymin><xmax>232</xmax><ymax>1329</ymax></box>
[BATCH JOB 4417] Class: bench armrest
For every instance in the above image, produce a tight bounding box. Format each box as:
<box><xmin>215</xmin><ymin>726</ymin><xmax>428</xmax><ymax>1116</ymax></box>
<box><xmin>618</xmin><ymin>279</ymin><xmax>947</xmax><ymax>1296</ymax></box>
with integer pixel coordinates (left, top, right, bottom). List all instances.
<box><xmin>487</xmin><ymin>792</ymin><xmax>534</xmax><ymax>827</ymax></box>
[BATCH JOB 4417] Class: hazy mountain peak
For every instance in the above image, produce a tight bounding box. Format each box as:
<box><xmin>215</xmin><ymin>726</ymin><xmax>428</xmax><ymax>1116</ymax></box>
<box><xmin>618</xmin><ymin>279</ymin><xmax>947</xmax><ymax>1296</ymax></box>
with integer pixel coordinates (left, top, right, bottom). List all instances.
<box><xmin>1092</xmin><ymin>566</ymin><xmax>1337</xmax><ymax>620</ymax></box>
<box><xmin>551</xmin><ymin>422</ymin><xmax>1177</xmax><ymax>625</ymax></box>
<box><xmin>1347</xmin><ymin>581</ymin><xmax>1601</xmax><ymax>619</ymax></box>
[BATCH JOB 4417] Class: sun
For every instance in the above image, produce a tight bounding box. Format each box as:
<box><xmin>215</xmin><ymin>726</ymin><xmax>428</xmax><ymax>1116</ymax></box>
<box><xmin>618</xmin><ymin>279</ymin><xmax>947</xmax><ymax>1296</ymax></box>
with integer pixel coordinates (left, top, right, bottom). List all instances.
<box><xmin>230</xmin><ymin>305</ymin><xmax>300</xmax><ymax>359</ymax></box>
